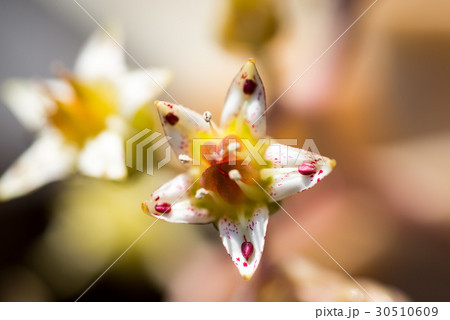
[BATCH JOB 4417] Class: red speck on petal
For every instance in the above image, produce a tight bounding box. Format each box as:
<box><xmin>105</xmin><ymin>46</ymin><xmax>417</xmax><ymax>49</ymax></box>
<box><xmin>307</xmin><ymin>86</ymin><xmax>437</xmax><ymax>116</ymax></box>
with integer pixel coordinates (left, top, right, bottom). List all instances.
<box><xmin>298</xmin><ymin>162</ymin><xmax>316</xmax><ymax>175</ymax></box>
<box><xmin>243</xmin><ymin>262</ymin><xmax>248</xmax><ymax>267</ymax></box>
<box><xmin>237</xmin><ymin>257</ymin><xmax>240</xmax><ymax>262</ymax></box>
<box><xmin>154</xmin><ymin>196</ymin><xmax>160</xmax><ymax>201</ymax></box>
<box><xmin>243</xmin><ymin>79</ymin><xmax>257</xmax><ymax>94</ymax></box>
<box><xmin>165</xmin><ymin>112</ymin><xmax>179</xmax><ymax>125</ymax></box>
<box><xmin>155</xmin><ymin>202</ymin><xmax>171</xmax><ymax>214</ymax></box>
<box><xmin>318</xmin><ymin>169</ymin><xmax>323</xmax><ymax>175</ymax></box>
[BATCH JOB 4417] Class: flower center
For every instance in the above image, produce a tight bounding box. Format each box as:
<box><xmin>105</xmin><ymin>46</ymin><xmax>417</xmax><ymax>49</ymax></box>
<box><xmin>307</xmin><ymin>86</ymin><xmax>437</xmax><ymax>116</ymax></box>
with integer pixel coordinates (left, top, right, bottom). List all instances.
<box><xmin>198</xmin><ymin>135</ymin><xmax>258</xmax><ymax>205</ymax></box>
<box><xmin>188</xmin><ymin>118</ymin><xmax>274</xmax><ymax>221</ymax></box>
<box><xmin>45</xmin><ymin>76</ymin><xmax>117</xmax><ymax>145</ymax></box>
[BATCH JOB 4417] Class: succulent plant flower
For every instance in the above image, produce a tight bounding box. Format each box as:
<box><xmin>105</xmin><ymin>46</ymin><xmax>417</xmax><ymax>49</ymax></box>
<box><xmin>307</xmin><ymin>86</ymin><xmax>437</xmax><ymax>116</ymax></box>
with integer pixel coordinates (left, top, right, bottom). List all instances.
<box><xmin>0</xmin><ymin>31</ymin><xmax>170</xmax><ymax>201</ymax></box>
<box><xmin>142</xmin><ymin>59</ymin><xmax>335</xmax><ymax>280</ymax></box>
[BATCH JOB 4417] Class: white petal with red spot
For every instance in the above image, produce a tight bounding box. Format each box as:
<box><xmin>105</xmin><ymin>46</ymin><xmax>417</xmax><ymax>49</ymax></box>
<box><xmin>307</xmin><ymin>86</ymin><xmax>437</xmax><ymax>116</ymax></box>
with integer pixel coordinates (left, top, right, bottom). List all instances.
<box><xmin>74</xmin><ymin>30</ymin><xmax>126</xmax><ymax>80</ymax></box>
<box><xmin>261</xmin><ymin>143</ymin><xmax>335</xmax><ymax>201</ymax></box>
<box><xmin>0</xmin><ymin>129</ymin><xmax>77</xmax><ymax>200</ymax></box>
<box><xmin>155</xmin><ymin>101</ymin><xmax>217</xmax><ymax>159</ymax></box>
<box><xmin>220</xmin><ymin>60</ymin><xmax>266</xmax><ymax>139</ymax></box>
<box><xmin>218</xmin><ymin>205</ymin><xmax>269</xmax><ymax>280</ymax></box>
<box><xmin>77</xmin><ymin>129</ymin><xmax>127</xmax><ymax>180</ymax></box>
<box><xmin>142</xmin><ymin>173</ymin><xmax>213</xmax><ymax>224</ymax></box>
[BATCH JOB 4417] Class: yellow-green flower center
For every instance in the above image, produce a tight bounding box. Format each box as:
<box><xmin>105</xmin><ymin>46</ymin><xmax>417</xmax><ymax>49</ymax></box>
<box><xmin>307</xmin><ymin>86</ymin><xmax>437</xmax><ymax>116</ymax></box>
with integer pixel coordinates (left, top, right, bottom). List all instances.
<box><xmin>191</xmin><ymin>124</ymin><xmax>273</xmax><ymax>221</ymax></box>
<box><xmin>46</xmin><ymin>76</ymin><xmax>117</xmax><ymax>145</ymax></box>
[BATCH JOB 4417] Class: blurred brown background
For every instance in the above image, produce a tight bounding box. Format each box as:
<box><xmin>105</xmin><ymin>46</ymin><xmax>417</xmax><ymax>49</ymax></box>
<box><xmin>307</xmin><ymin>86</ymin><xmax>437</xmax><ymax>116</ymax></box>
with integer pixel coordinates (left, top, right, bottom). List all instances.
<box><xmin>1</xmin><ymin>0</ymin><xmax>450</xmax><ymax>301</ymax></box>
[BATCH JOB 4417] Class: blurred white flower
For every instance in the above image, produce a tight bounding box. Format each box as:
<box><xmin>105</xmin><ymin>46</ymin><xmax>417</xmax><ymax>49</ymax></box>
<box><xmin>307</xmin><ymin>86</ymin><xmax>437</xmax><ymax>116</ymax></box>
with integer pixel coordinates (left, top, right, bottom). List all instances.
<box><xmin>0</xmin><ymin>30</ymin><xmax>171</xmax><ymax>201</ymax></box>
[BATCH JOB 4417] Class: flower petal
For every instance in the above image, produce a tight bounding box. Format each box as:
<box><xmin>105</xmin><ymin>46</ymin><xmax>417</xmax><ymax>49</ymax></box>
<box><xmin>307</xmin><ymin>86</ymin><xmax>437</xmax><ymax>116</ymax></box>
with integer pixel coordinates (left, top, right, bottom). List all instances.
<box><xmin>261</xmin><ymin>143</ymin><xmax>336</xmax><ymax>201</ymax></box>
<box><xmin>77</xmin><ymin>128</ymin><xmax>127</xmax><ymax>180</ymax></box>
<box><xmin>0</xmin><ymin>129</ymin><xmax>77</xmax><ymax>200</ymax></box>
<box><xmin>220</xmin><ymin>59</ymin><xmax>266</xmax><ymax>139</ymax></box>
<box><xmin>116</xmin><ymin>68</ymin><xmax>172</xmax><ymax>118</ymax></box>
<box><xmin>155</xmin><ymin>101</ymin><xmax>216</xmax><ymax>159</ymax></box>
<box><xmin>0</xmin><ymin>79</ymin><xmax>71</xmax><ymax>131</ymax></box>
<box><xmin>74</xmin><ymin>30</ymin><xmax>126</xmax><ymax>80</ymax></box>
<box><xmin>142</xmin><ymin>173</ymin><xmax>213</xmax><ymax>224</ymax></box>
<box><xmin>218</xmin><ymin>205</ymin><xmax>269</xmax><ymax>280</ymax></box>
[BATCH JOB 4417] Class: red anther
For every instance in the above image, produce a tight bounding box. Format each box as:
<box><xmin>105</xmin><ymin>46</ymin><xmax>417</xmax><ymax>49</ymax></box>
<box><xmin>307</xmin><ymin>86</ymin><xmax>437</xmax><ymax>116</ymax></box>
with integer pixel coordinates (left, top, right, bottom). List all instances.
<box><xmin>298</xmin><ymin>162</ymin><xmax>316</xmax><ymax>175</ymax></box>
<box><xmin>243</xmin><ymin>79</ymin><xmax>257</xmax><ymax>95</ymax></box>
<box><xmin>241</xmin><ymin>236</ymin><xmax>254</xmax><ymax>260</ymax></box>
<box><xmin>165</xmin><ymin>112</ymin><xmax>179</xmax><ymax>125</ymax></box>
<box><xmin>154</xmin><ymin>202</ymin><xmax>172</xmax><ymax>214</ymax></box>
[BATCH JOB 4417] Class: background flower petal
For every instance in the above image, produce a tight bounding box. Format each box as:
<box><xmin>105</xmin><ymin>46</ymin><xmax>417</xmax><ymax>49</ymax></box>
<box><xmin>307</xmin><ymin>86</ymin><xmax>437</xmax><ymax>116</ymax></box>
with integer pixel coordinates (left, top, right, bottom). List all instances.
<box><xmin>77</xmin><ymin>129</ymin><xmax>127</xmax><ymax>180</ymax></box>
<box><xmin>74</xmin><ymin>30</ymin><xmax>126</xmax><ymax>80</ymax></box>
<box><xmin>0</xmin><ymin>79</ymin><xmax>70</xmax><ymax>132</ymax></box>
<box><xmin>116</xmin><ymin>68</ymin><xmax>172</xmax><ymax>118</ymax></box>
<box><xmin>0</xmin><ymin>129</ymin><xmax>77</xmax><ymax>200</ymax></box>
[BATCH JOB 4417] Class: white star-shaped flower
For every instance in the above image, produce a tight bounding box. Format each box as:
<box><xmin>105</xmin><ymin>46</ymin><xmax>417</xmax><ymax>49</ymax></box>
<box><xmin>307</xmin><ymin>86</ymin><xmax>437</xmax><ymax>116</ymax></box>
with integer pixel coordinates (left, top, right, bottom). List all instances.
<box><xmin>142</xmin><ymin>59</ymin><xmax>335</xmax><ymax>280</ymax></box>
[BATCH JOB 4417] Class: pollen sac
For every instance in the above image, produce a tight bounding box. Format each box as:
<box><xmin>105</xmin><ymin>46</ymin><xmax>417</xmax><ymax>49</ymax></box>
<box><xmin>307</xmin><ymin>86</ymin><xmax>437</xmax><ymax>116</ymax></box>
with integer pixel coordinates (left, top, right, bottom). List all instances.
<box><xmin>164</xmin><ymin>112</ymin><xmax>179</xmax><ymax>125</ymax></box>
<box><xmin>154</xmin><ymin>202</ymin><xmax>172</xmax><ymax>214</ymax></box>
<box><xmin>241</xmin><ymin>240</ymin><xmax>254</xmax><ymax>260</ymax></box>
<box><xmin>243</xmin><ymin>79</ymin><xmax>257</xmax><ymax>95</ymax></box>
<box><xmin>298</xmin><ymin>162</ymin><xmax>316</xmax><ymax>175</ymax></box>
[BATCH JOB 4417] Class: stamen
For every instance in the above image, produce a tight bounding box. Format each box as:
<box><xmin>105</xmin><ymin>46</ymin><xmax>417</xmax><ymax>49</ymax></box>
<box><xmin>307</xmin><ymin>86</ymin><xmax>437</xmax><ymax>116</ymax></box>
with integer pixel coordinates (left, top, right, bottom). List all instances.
<box><xmin>203</xmin><ymin>111</ymin><xmax>212</xmax><ymax>123</ymax></box>
<box><xmin>178</xmin><ymin>154</ymin><xmax>192</xmax><ymax>164</ymax></box>
<box><xmin>195</xmin><ymin>188</ymin><xmax>209</xmax><ymax>199</ymax></box>
<box><xmin>203</xmin><ymin>110</ymin><xmax>220</xmax><ymax>137</ymax></box>
<box><xmin>228</xmin><ymin>169</ymin><xmax>242</xmax><ymax>181</ymax></box>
